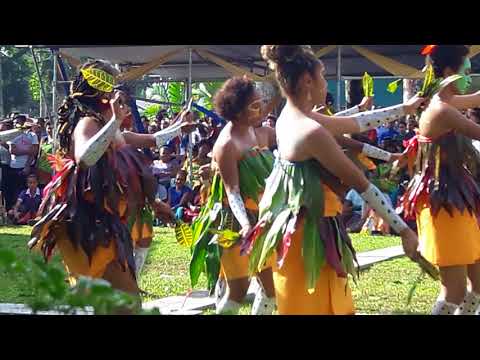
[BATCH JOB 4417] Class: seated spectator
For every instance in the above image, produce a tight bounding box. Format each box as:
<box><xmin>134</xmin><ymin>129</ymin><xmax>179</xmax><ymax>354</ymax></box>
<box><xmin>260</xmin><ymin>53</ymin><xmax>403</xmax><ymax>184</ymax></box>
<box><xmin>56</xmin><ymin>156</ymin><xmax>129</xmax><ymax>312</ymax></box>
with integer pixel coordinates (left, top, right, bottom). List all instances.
<box><xmin>160</xmin><ymin>119</ymin><xmax>170</xmax><ymax>130</ymax></box>
<box><xmin>361</xmin><ymin>193</ymin><xmax>393</xmax><ymax>236</ymax></box>
<box><xmin>8</xmin><ymin>174</ymin><xmax>42</xmax><ymax>225</ymax></box>
<box><xmin>168</xmin><ymin>170</ymin><xmax>192</xmax><ymax>221</ymax></box>
<box><xmin>397</xmin><ymin>120</ymin><xmax>408</xmax><ymax>145</ymax></box>
<box><xmin>183</xmin><ymin>140</ymin><xmax>212</xmax><ymax>189</ymax></box>
<box><xmin>182</xmin><ymin>164</ymin><xmax>212</xmax><ymax>223</ymax></box>
<box><xmin>404</xmin><ymin>117</ymin><xmax>418</xmax><ymax>141</ymax></box>
<box><xmin>263</xmin><ymin>113</ymin><xmax>277</xmax><ymax>128</ymax></box>
<box><xmin>5</xmin><ymin>121</ymin><xmax>39</xmax><ymax>209</ymax></box>
<box><xmin>152</xmin><ymin>146</ymin><xmax>181</xmax><ymax>198</ymax></box>
<box><xmin>148</xmin><ymin>123</ymin><xmax>159</xmax><ymax>134</ymax></box>
<box><xmin>342</xmin><ymin>189</ymin><xmax>367</xmax><ymax>233</ymax></box>
<box><xmin>377</xmin><ymin>122</ymin><xmax>400</xmax><ymax>147</ymax></box>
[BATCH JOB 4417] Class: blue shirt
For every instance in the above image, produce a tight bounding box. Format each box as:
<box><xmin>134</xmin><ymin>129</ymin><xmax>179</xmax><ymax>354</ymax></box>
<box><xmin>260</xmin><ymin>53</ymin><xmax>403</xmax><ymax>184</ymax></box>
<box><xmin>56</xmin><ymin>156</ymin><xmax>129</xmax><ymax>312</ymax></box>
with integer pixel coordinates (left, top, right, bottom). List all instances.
<box><xmin>18</xmin><ymin>187</ymin><xmax>42</xmax><ymax>214</ymax></box>
<box><xmin>377</xmin><ymin>127</ymin><xmax>400</xmax><ymax>144</ymax></box>
<box><xmin>168</xmin><ymin>185</ymin><xmax>192</xmax><ymax>208</ymax></box>
<box><xmin>345</xmin><ymin>189</ymin><xmax>365</xmax><ymax>216</ymax></box>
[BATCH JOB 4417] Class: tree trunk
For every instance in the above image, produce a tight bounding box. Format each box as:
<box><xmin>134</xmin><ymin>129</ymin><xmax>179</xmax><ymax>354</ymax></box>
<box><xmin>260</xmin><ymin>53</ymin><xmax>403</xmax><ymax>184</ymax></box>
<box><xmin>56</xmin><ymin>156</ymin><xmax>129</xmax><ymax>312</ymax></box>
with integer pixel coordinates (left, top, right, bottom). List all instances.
<box><xmin>345</xmin><ymin>79</ymin><xmax>363</xmax><ymax>109</ymax></box>
<box><xmin>0</xmin><ymin>55</ymin><xmax>4</xmax><ymax>117</ymax></box>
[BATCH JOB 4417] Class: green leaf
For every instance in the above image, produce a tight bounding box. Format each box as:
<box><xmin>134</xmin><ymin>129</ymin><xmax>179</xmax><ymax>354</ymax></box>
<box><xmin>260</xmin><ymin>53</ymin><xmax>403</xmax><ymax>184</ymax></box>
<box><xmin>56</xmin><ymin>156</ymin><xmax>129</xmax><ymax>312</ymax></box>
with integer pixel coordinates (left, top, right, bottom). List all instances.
<box><xmin>362</xmin><ymin>72</ymin><xmax>374</xmax><ymax>97</ymax></box>
<box><xmin>80</xmin><ymin>67</ymin><xmax>116</xmax><ymax>93</ymax></box>
<box><xmin>175</xmin><ymin>221</ymin><xmax>194</xmax><ymax>247</ymax></box>
<box><xmin>387</xmin><ymin>79</ymin><xmax>402</xmax><ymax>94</ymax></box>
<box><xmin>303</xmin><ymin>214</ymin><xmax>325</xmax><ymax>292</ymax></box>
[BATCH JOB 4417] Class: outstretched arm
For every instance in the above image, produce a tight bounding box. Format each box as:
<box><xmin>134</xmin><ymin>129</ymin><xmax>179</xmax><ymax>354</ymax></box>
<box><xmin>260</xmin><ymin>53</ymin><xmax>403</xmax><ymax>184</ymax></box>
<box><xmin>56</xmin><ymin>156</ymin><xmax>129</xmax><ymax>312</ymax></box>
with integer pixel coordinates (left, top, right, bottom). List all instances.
<box><xmin>448</xmin><ymin>91</ymin><xmax>480</xmax><ymax>110</ymax></box>
<box><xmin>310</xmin><ymin>95</ymin><xmax>424</xmax><ymax>136</ymax></box>
<box><xmin>303</xmin><ymin>124</ymin><xmax>419</xmax><ymax>258</ymax></box>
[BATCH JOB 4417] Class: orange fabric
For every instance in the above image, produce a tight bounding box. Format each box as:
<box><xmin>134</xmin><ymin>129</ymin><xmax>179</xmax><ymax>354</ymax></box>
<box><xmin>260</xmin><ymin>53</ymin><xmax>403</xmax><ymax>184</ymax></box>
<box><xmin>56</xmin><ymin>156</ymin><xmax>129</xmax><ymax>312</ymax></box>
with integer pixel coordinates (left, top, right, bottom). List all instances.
<box><xmin>55</xmin><ymin>197</ymin><xmax>129</xmax><ymax>285</ymax></box>
<box><xmin>323</xmin><ymin>185</ymin><xmax>342</xmax><ymax>217</ymax></box>
<box><xmin>273</xmin><ymin>218</ymin><xmax>355</xmax><ymax>315</ymax></box>
<box><xmin>131</xmin><ymin>217</ymin><xmax>154</xmax><ymax>248</ymax></box>
<box><xmin>56</xmin><ymin>224</ymin><xmax>117</xmax><ymax>284</ymax></box>
<box><xmin>220</xmin><ymin>245</ymin><xmax>250</xmax><ymax>280</ymax></box>
<box><xmin>416</xmin><ymin>195</ymin><xmax>480</xmax><ymax>267</ymax></box>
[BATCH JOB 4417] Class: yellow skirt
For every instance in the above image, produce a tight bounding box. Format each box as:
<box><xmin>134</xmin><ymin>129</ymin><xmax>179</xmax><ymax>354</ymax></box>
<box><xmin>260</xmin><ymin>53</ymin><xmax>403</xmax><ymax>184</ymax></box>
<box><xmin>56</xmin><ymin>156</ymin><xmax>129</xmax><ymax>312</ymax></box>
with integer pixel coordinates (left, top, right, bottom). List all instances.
<box><xmin>416</xmin><ymin>196</ymin><xmax>480</xmax><ymax>267</ymax></box>
<box><xmin>55</xmin><ymin>224</ymin><xmax>117</xmax><ymax>285</ymax></box>
<box><xmin>219</xmin><ymin>197</ymin><xmax>274</xmax><ymax>281</ymax></box>
<box><xmin>273</xmin><ymin>217</ymin><xmax>355</xmax><ymax>315</ymax></box>
<box><xmin>131</xmin><ymin>219</ymin><xmax>154</xmax><ymax>249</ymax></box>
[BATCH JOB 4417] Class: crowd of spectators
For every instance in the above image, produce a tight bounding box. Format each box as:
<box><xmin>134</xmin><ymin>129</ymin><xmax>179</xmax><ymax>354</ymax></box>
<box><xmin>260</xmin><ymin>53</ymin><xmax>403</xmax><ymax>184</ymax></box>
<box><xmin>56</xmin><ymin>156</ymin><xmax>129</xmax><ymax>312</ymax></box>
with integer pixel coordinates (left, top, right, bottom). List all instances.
<box><xmin>3</xmin><ymin>101</ymin><xmax>480</xmax><ymax>237</ymax></box>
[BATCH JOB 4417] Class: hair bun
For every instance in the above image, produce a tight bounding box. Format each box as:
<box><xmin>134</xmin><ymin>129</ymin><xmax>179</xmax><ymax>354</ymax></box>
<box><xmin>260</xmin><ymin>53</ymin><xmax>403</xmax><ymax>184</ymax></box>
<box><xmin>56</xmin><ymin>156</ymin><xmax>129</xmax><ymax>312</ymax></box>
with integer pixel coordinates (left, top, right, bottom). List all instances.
<box><xmin>261</xmin><ymin>45</ymin><xmax>312</xmax><ymax>69</ymax></box>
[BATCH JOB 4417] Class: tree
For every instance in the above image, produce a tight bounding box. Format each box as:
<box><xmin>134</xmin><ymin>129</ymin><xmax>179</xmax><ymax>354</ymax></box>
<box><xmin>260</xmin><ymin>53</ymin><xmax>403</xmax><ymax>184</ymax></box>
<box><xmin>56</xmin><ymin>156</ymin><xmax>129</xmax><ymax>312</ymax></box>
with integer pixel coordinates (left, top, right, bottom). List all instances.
<box><xmin>0</xmin><ymin>46</ymin><xmax>34</xmax><ymax>115</ymax></box>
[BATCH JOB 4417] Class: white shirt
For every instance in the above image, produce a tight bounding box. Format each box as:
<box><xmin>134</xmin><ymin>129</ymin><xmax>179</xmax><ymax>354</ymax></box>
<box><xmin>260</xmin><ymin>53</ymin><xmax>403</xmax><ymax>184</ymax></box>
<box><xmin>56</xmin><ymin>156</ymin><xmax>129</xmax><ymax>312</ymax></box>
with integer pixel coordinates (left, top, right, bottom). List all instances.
<box><xmin>7</xmin><ymin>132</ymin><xmax>39</xmax><ymax>169</ymax></box>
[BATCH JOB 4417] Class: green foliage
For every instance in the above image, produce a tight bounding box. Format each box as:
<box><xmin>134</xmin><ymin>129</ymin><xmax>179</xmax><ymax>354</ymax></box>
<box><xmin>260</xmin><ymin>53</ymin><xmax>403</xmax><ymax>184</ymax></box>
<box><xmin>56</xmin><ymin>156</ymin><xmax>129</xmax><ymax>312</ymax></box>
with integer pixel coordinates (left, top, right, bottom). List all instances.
<box><xmin>142</xmin><ymin>81</ymin><xmax>223</xmax><ymax>119</ymax></box>
<box><xmin>362</xmin><ymin>72</ymin><xmax>374</xmax><ymax>97</ymax></box>
<box><xmin>387</xmin><ymin>79</ymin><xmax>402</xmax><ymax>94</ymax></box>
<box><xmin>0</xmin><ymin>247</ymin><xmax>159</xmax><ymax>315</ymax></box>
<box><xmin>0</xmin><ymin>46</ymin><xmax>56</xmax><ymax>115</ymax></box>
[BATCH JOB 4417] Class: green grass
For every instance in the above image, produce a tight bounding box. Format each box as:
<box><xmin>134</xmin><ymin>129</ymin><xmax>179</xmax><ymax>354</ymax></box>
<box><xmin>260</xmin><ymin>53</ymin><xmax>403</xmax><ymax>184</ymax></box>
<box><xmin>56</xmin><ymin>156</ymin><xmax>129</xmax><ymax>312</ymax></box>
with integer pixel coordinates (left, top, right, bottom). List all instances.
<box><xmin>351</xmin><ymin>258</ymin><xmax>438</xmax><ymax>315</ymax></box>
<box><xmin>350</xmin><ymin>233</ymin><xmax>401</xmax><ymax>253</ymax></box>
<box><xmin>0</xmin><ymin>226</ymin><xmax>438</xmax><ymax>314</ymax></box>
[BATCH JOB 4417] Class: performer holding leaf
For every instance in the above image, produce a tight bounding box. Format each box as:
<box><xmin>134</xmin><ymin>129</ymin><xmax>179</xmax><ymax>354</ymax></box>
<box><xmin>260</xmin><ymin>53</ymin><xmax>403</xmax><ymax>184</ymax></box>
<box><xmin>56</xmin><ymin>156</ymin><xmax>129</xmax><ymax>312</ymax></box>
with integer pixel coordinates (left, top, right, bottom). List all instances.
<box><xmin>29</xmin><ymin>60</ymin><xmax>195</xmax><ymax>300</ymax></box>
<box><xmin>399</xmin><ymin>45</ymin><xmax>480</xmax><ymax>315</ymax></box>
<box><xmin>242</xmin><ymin>45</ymin><xmax>425</xmax><ymax>315</ymax></box>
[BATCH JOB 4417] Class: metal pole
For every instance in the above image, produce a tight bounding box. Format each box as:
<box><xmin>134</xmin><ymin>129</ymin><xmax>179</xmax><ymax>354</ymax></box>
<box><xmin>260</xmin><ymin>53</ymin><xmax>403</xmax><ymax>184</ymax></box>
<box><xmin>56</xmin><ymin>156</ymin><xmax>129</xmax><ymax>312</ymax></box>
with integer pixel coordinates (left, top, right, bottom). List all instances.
<box><xmin>51</xmin><ymin>48</ymin><xmax>58</xmax><ymax>151</ymax></box>
<box><xmin>336</xmin><ymin>45</ymin><xmax>342</xmax><ymax>112</ymax></box>
<box><xmin>30</xmin><ymin>47</ymin><xmax>50</xmax><ymax>118</ymax></box>
<box><xmin>187</xmin><ymin>48</ymin><xmax>194</xmax><ymax>185</ymax></box>
<box><xmin>0</xmin><ymin>53</ymin><xmax>4</xmax><ymax>118</ymax></box>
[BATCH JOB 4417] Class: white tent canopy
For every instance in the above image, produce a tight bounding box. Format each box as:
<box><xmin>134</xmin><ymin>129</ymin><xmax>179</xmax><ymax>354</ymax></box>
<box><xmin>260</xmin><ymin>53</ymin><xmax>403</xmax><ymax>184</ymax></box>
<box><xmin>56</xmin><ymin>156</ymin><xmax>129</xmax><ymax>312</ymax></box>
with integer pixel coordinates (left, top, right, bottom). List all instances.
<box><xmin>48</xmin><ymin>45</ymin><xmax>446</xmax><ymax>81</ymax></box>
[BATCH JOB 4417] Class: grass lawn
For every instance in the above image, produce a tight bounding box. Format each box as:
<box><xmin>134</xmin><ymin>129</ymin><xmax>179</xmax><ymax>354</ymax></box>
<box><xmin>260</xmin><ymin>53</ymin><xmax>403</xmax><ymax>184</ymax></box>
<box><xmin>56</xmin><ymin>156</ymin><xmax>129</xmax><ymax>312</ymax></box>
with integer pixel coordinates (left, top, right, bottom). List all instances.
<box><xmin>0</xmin><ymin>226</ymin><xmax>436</xmax><ymax>314</ymax></box>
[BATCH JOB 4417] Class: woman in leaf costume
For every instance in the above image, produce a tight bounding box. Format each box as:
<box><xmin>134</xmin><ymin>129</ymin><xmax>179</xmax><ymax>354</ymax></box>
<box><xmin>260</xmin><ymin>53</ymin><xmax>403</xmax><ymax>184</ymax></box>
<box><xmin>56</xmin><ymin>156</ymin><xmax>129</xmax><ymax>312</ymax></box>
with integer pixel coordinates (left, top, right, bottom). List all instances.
<box><xmin>28</xmin><ymin>60</ymin><xmax>196</xmax><ymax>298</ymax></box>
<box><xmin>190</xmin><ymin>76</ymin><xmax>277</xmax><ymax>315</ymax></box>
<box><xmin>399</xmin><ymin>45</ymin><xmax>480</xmax><ymax>315</ymax></box>
<box><xmin>242</xmin><ymin>45</ymin><xmax>423</xmax><ymax>315</ymax></box>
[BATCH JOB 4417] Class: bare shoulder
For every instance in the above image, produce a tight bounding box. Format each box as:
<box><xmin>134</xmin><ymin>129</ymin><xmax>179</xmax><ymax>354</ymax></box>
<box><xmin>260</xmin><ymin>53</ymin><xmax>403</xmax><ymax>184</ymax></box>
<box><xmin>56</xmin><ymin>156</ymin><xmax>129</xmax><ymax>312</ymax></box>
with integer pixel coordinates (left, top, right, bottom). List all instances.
<box><xmin>213</xmin><ymin>127</ymin><xmax>239</xmax><ymax>162</ymax></box>
<box><xmin>73</xmin><ymin>116</ymin><xmax>101</xmax><ymax>140</ymax></box>
<box><xmin>254</xmin><ymin>126</ymin><xmax>275</xmax><ymax>147</ymax></box>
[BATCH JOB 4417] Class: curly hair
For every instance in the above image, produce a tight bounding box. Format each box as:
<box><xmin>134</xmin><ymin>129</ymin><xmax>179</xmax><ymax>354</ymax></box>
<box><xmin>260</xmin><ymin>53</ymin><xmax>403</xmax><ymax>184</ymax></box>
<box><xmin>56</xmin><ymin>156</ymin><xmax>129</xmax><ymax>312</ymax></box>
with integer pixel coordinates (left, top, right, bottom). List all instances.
<box><xmin>261</xmin><ymin>45</ymin><xmax>320</xmax><ymax>96</ymax></box>
<box><xmin>213</xmin><ymin>76</ymin><xmax>255</xmax><ymax>121</ymax></box>
<box><xmin>429</xmin><ymin>45</ymin><xmax>470</xmax><ymax>78</ymax></box>
<box><xmin>56</xmin><ymin>60</ymin><xmax>119</xmax><ymax>155</ymax></box>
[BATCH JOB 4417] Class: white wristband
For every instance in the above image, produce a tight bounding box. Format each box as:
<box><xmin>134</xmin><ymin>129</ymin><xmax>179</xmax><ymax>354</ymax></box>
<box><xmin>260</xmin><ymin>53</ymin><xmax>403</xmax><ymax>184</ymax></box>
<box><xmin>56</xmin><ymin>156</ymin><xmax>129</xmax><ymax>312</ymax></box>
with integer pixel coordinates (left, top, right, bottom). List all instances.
<box><xmin>335</xmin><ymin>105</ymin><xmax>360</xmax><ymax>116</ymax></box>
<box><xmin>78</xmin><ymin>116</ymin><xmax>120</xmax><ymax>167</ymax></box>
<box><xmin>352</xmin><ymin>104</ymin><xmax>405</xmax><ymax>132</ymax></box>
<box><xmin>360</xmin><ymin>183</ymin><xmax>408</xmax><ymax>234</ymax></box>
<box><xmin>226</xmin><ymin>190</ymin><xmax>251</xmax><ymax>229</ymax></box>
<box><xmin>362</xmin><ymin>143</ymin><xmax>392</xmax><ymax>161</ymax></box>
<box><xmin>154</xmin><ymin>123</ymin><xmax>182</xmax><ymax>148</ymax></box>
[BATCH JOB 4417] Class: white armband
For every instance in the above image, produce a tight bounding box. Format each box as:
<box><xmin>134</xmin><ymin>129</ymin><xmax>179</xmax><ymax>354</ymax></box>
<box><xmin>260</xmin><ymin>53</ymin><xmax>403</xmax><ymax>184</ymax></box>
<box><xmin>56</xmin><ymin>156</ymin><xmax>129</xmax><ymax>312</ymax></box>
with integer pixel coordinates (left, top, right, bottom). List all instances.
<box><xmin>362</xmin><ymin>143</ymin><xmax>392</xmax><ymax>161</ymax></box>
<box><xmin>0</xmin><ymin>129</ymin><xmax>23</xmax><ymax>143</ymax></box>
<box><xmin>153</xmin><ymin>123</ymin><xmax>182</xmax><ymax>148</ymax></box>
<box><xmin>352</xmin><ymin>104</ymin><xmax>405</xmax><ymax>132</ymax></box>
<box><xmin>360</xmin><ymin>183</ymin><xmax>408</xmax><ymax>234</ymax></box>
<box><xmin>226</xmin><ymin>190</ymin><xmax>251</xmax><ymax>229</ymax></box>
<box><xmin>78</xmin><ymin>116</ymin><xmax>120</xmax><ymax>167</ymax></box>
<box><xmin>335</xmin><ymin>105</ymin><xmax>360</xmax><ymax>116</ymax></box>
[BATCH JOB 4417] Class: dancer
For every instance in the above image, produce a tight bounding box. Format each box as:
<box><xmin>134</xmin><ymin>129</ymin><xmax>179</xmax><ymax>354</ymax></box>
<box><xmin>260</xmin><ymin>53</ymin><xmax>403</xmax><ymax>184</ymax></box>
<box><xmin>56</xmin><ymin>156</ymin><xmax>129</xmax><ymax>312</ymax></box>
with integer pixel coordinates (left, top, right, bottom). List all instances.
<box><xmin>29</xmin><ymin>60</ymin><xmax>194</xmax><ymax>300</ymax></box>
<box><xmin>243</xmin><ymin>45</ymin><xmax>423</xmax><ymax>315</ymax></box>
<box><xmin>399</xmin><ymin>45</ymin><xmax>480</xmax><ymax>315</ymax></box>
<box><xmin>190</xmin><ymin>76</ymin><xmax>277</xmax><ymax>315</ymax></box>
